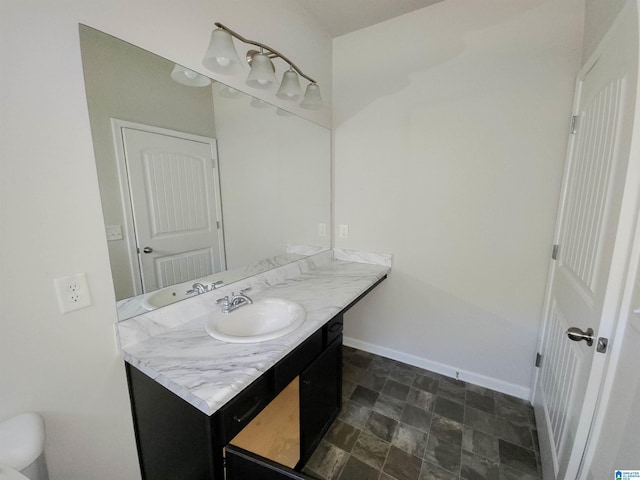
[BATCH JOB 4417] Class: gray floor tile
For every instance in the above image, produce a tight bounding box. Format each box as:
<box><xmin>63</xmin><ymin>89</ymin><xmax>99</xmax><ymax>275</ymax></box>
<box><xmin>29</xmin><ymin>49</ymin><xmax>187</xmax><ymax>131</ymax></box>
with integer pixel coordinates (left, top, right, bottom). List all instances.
<box><xmin>419</xmin><ymin>460</ymin><xmax>458</xmax><ymax>480</ymax></box>
<box><xmin>351</xmin><ymin>431</ymin><xmax>391</xmax><ymax>470</ymax></box>
<box><xmin>464</xmin><ymin>406</ymin><xmax>498</xmax><ymax>437</ymax></box>
<box><xmin>306</xmin><ymin>440</ymin><xmax>350</xmax><ymax>480</ymax></box>
<box><xmin>462</xmin><ymin>426</ymin><xmax>499</xmax><ymax>462</ymax></box>
<box><xmin>430</xmin><ymin>414</ymin><xmax>463</xmax><ymax>447</ymax></box>
<box><xmin>382</xmin><ymin>378</ymin><xmax>411</xmax><ymax>401</ymax></box>
<box><xmin>314</xmin><ymin>348</ymin><xmax>542</xmax><ymax>480</ymax></box>
<box><xmin>364</xmin><ymin>411</ymin><xmax>398</xmax><ymax>442</ymax></box>
<box><xmin>466</xmin><ymin>389</ymin><xmax>496</xmax><ymax>415</ymax></box>
<box><xmin>338</xmin><ymin>456</ymin><xmax>379</xmax><ymax>480</ymax></box>
<box><xmin>495</xmin><ymin>418</ymin><xmax>533</xmax><ymax>450</ymax></box>
<box><xmin>401</xmin><ymin>403</ymin><xmax>433</xmax><ymax>432</ymax></box>
<box><xmin>406</xmin><ymin>387</ymin><xmax>437</xmax><ymax>411</ymax></box>
<box><xmin>338</xmin><ymin>400</ymin><xmax>372</xmax><ymax>429</ymax></box>
<box><xmin>351</xmin><ymin>384</ymin><xmax>380</xmax><ymax>408</ymax></box>
<box><xmin>424</xmin><ymin>435</ymin><xmax>462</xmax><ymax>474</ymax></box>
<box><xmin>413</xmin><ymin>373</ymin><xmax>439</xmax><ymax>394</ymax></box>
<box><xmin>373</xmin><ymin>393</ymin><xmax>406</xmax><ymax>421</ymax></box>
<box><xmin>460</xmin><ymin>450</ymin><xmax>500</xmax><ymax>480</ymax></box>
<box><xmin>498</xmin><ymin>439</ymin><xmax>538</xmax><ymax>476</ymax></box>
<box><xmin>325</xmin><ymin>419</ymin><xmax>361</xmax><ymax>453</ymax></box>
<box><xmin>434</xmin><ymin>396</ymin><xmax>465</xmax><ymax>423</ymax></box>
<box><xmin>383</xmin><ymin>445</ymin><xmax>423</xmax><ymax>480</ymax></box>
<box><xmin>392</xmin><ymin>422</ymin><xmax>429</xmax><ymax>457</ymax></box>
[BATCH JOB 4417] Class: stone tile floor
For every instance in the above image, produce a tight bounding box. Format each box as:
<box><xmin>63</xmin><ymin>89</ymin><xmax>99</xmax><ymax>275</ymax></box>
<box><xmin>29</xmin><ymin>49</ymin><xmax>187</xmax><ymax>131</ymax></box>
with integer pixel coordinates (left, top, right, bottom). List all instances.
<box><xmin>304</xmin><ymin>346</ymin><xmax>542</xmax><ymax>480</ymax></box>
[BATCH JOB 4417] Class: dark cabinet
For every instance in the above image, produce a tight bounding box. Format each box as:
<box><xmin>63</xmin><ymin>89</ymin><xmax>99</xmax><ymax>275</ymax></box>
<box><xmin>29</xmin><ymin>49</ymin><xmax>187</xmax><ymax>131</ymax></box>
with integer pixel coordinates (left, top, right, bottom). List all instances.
<box><xmin>300</xmin><ymin>336</ymin><xmax>342</xmax><ymax>464</ymax></box>
<box><xmin>126</xmin><ymin>314</ymin><xmax>343</xmax><ymax>480</ymax></box>
<box><xmin>226</xmin><ymin>445</ymin><xmax>316</xmax><ymax>480</ymax></box>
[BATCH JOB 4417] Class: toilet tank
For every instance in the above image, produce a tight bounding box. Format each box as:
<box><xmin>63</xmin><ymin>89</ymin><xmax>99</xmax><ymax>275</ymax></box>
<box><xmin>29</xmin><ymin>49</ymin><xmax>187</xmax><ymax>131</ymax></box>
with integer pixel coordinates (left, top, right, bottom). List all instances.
<box><xmin>0</xmin><ymin>413</ymin><xmax>48</xmax><ymax>480</ymax></box>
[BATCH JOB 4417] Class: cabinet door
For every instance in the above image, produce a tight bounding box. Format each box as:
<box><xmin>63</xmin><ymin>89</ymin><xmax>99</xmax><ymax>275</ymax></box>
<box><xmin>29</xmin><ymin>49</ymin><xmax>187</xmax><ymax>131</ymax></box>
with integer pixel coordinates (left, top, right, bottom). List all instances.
<box><xmin>300</xmin><ymin>336</ymin><xmax>342</xmax><ymax>464</ymax></box>
<box><xmin>225</xmin><ymin>445</ymin><xmax>317</xmax><ymax>480</ymax></box>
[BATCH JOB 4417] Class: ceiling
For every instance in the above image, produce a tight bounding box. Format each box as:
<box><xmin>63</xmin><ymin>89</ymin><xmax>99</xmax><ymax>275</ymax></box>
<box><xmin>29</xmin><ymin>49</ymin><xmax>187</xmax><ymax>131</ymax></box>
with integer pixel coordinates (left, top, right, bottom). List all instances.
<box><xmin>294</xmin><ymin>0</ymin><xmax>444</xmax><ymax>37</ymax></box>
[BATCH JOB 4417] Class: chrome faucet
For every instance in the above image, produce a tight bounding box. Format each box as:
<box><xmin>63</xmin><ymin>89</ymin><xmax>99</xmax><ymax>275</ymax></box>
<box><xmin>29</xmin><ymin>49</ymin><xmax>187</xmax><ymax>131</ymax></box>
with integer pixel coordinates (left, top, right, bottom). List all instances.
<box><xmin>187</xmin><ymin>283</ymin><xmax>208</xmax><ymax>295</ymax></box>
<box><xmin>186</xmin><ymin>280</ymin><xmax>224</xmax><ymax>296</ymax></box>
<box><xmin>216</xmin><ymin>287</ymin><xmax>252</xmax><ymax>314</ymax></box>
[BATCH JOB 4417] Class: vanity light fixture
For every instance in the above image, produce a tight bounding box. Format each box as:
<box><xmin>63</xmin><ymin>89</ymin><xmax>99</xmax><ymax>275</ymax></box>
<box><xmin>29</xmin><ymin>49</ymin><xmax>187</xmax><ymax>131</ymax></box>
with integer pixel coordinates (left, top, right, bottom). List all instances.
<box><xmin>171</xmin><ymin>64</ymin><xmax>212</xmax><ymax>87</ymax></box>
<box><xmin>202</xmin><ymin>22</ymin><xmax>322</xmax><ymax>109</ymax></box>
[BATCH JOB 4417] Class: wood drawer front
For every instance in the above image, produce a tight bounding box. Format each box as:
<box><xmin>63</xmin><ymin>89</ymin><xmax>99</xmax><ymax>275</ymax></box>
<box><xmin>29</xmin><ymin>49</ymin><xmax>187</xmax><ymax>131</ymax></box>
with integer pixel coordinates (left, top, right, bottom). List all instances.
<box><xmin>272</xmin><ymin>329</ymin><xmax>322</xmax><ymax>393</ymax></box>
<box><xmin>216</xmin><ymin>374</ymin><xmax>270</xmax><ymax>445</ymax></box>
<box><xmin>323</xmin><ymin>314</ymin><xmax>343</xmax><ymax>347</ymax></box>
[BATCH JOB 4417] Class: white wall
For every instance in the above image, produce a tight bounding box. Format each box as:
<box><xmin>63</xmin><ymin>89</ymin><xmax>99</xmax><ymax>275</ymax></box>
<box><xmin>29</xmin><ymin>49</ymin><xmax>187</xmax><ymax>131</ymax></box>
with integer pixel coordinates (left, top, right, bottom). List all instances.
<box><xmin>583</xmin><ymin>0</ymin><xmax>627</xmax><ymax>61</ymax></box>
<box><xmin>333</xmin><ymin>0</ymin><xmax>584</xmax><ymax>397</ymax></box>
<box><xmin>214</xmin><ymin>93</ymin><xmax>331</xmax><ymax>269</ymax></box>
<box><xmin>0</xmin><ymin>1</ymin><xmax>331</xmax><ymax>479</ymax></box>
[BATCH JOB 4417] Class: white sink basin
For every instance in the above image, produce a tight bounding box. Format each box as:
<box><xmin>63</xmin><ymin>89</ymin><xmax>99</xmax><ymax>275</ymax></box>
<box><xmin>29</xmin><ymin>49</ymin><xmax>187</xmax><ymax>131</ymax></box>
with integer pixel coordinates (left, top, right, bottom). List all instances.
<box><xmin>141</xmin><ymin>288</ymin><xmax>189</xmax><ymax>310</ymax></box>
<box><xmin>204</xmin><ymin>298</ymin><xmax>306</xmax><ymax>343</ymax></box>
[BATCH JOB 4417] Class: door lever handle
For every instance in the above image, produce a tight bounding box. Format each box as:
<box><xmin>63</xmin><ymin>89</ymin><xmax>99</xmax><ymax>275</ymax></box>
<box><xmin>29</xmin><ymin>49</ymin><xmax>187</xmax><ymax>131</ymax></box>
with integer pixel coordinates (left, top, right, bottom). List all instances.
<box><xmin>566</xmin><ymin>327</ymin><xmax>594</xmax><ymax>346</ymax></box>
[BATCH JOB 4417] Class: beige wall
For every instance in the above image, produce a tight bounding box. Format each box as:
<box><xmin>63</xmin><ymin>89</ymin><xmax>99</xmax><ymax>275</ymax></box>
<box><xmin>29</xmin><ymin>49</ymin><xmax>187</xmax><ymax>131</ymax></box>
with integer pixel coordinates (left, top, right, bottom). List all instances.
<box><xmin>583</xmin><ymin>0</ymin><xmax>627</xmax><ymax>61</ymax></box>
<box><xmin>214</xmin><ymin>94</ymin><xmax>331</xmax><ymax>268</ymax></box>
<box><xmin>0</xmin><ymin>1</ymin><xmax>331</xmax><ymax>479</ymax></box>
<box><xmin>333</xmin><ymin>0</ymin><xmax>584</xmax><ymax>397</ymax></box>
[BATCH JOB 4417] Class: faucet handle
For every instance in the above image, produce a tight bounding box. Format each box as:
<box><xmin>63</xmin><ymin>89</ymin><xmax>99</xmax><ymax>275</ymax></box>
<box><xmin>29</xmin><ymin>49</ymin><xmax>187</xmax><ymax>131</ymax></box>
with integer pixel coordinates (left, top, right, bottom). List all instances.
<box><xmin>216</xmin><ymin>296</ymin><xmax>229</xmax><ymax>305</ymax></box>
<box><xmin>209</xmin><ymin>280</ymin><xmax>224</xmax><ymax>290</ymax></box>
<box><xmin>240</xmin><ymin>287</ymin><xmax>252</xmax><ymax>294</ymax></box>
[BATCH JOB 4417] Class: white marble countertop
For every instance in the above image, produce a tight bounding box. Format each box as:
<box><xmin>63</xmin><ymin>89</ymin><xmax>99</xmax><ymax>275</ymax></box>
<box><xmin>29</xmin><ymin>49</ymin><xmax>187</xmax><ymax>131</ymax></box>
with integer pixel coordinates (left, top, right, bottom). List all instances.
<box><xmin>119</xmin><ymin>251</ymin><xmax>390</xmax><ymax>416</ymax></box>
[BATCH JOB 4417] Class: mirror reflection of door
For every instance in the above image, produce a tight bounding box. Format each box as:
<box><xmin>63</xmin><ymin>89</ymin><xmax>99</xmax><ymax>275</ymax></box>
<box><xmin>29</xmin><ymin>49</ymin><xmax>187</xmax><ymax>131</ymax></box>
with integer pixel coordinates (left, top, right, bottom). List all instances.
<box><xmin>119</xmin><ymin>125</ymin><xmax>226</xmax><ymax>293</ymax></box>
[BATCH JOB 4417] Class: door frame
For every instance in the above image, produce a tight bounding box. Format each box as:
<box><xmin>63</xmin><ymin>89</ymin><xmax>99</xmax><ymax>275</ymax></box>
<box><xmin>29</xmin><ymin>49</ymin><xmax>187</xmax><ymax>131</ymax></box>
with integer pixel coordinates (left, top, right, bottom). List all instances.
<box><xmin>531</xmin><ymin>1</ymin><xmax>640</xmax><ymax>477</ymax></box>
<box><xmin>110</xmin><ymin>118</ymin><xmax>225</xmax><ymax>296</ymax></box>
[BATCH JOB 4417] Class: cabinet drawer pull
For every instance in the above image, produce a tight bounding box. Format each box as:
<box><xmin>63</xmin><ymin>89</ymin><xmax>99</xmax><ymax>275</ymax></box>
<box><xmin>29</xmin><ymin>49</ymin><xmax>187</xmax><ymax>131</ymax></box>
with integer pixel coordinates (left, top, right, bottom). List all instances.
<box><xmin>328</xmin><ymin>322</ymin><xmax>343</xmax><ymax>333</ymax></box>
<box><xmin>232</xmin><ymin>396</ymin><xmax>262</xmax><ymax>424</ymax></box>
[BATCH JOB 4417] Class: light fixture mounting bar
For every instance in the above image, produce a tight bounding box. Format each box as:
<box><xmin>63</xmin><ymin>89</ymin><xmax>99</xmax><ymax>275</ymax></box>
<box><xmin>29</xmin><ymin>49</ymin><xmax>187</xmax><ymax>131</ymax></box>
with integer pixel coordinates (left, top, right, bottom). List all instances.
<box><xmin>214</xmin><ymin>22</ymin><xmax>317</xmax><ymax>84</ymax></box>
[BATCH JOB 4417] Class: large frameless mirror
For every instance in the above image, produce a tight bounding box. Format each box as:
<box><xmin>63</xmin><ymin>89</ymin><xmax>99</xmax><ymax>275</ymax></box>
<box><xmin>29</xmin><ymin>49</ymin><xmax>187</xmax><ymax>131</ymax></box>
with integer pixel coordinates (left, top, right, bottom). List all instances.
<box><xmin>79</xmin><ymin>25</ymin><xmax>330</xmax><ymax>320</ymax></box>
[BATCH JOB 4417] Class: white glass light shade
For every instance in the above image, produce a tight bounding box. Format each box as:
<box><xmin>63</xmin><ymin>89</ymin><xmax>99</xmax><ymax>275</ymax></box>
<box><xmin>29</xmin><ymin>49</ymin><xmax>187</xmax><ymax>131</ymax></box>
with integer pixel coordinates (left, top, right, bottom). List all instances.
<box><xmin>171</xmin><ymin>65</ymin><xmax>212</xmax><ymax>87</ymax></box>
<box><xmin>246</xmin><ymin>53</ymin><xmax>276</xmax><ymax>89</ymax></box>
<box><xmin>276</xmin><ymin>70</ymin><xmax>302</xmax><ymax>100</ymax></box>
<box><xmin>250</xmin><ymin>97</ymin><xmax>272</xmax><ymax>109</ymax></box>
<box><xmin>215</xmin><ymin>82</ymin><xmax>242</xmax><ymax>99</ymax></box>
<box><xmin>202</xmin><ymin>28</ymin><xmax>242</xmax><ymax>74</ymax></box>
<box><xmin>300</xmin><ymin>83</ymin><xmax>322</xmax><ymax>109</ymax></box>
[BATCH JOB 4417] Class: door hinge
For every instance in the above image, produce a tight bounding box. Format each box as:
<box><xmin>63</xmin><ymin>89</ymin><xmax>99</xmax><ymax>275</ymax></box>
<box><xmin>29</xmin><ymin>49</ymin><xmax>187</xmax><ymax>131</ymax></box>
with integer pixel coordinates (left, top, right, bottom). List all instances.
<box><xmin>570</xmin><ymin>115</ymin><xmax>578</xmax><ymax>134</ymax></box>
<box><xmin>211</xmin><ymin>156</ymin><xmax>217</xmax><ymax>169</ymax></box>
<box><xmin>552</xmin><ymin>244</ymin><xmax>559</xmax><ymax>260</ymax></box>
<box><xmin>216</xmin><ymin>221</ymin><xmax>220</xmax><ymax>229</ymax></box>
<box><xmin>535</xmin><ymin>352</ymin><xmax>542</xmax><ymax>368</ymax></box>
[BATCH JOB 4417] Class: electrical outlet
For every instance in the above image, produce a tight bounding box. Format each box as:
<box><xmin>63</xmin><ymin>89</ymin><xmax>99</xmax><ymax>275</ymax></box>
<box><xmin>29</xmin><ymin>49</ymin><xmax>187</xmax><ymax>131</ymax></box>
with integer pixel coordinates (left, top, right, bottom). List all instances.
<box><xmin>54</xmin><ymin>273</ymin><xmax>92</xmax><ymax>313</ymax></box>
<box><xmin>339</xmin><ymin>224</ymin><xmax>349</xmax><ymax>238</ymax></box>
<box><xmin>318</xmin><ymin>223</ymin><xmax>327</xmax><ymax>237</ymax></box>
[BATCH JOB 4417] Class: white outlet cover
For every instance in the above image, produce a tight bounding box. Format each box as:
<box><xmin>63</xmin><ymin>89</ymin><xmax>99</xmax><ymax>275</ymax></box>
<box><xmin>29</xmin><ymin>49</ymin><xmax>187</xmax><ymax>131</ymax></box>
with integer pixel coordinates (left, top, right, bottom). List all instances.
<box><xmin>54</xmin><ymin>273</ymin><xmax>92</xmax><ymax>313</ymax></box>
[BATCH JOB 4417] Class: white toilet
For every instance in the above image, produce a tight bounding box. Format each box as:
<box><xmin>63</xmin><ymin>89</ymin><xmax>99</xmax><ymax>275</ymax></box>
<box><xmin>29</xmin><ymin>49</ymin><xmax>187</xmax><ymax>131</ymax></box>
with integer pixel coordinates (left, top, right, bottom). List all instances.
<box><xmin>0</xmin><ymin>413</ymin><xmax>48</xmax><ymax>480</ymax></box>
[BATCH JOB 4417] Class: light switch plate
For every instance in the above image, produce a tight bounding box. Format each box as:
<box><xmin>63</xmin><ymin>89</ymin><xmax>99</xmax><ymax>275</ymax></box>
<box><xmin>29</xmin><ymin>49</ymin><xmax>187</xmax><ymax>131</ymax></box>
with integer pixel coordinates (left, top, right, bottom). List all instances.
<box><xmin>106</xmin><ymin>224</ymin><xmax>123</xmax><ymax>241</ymax></box>
<box><xmin>339</xmin><ymin>224</ymin><xmax>349</xmax><ymax>238</ymax></box>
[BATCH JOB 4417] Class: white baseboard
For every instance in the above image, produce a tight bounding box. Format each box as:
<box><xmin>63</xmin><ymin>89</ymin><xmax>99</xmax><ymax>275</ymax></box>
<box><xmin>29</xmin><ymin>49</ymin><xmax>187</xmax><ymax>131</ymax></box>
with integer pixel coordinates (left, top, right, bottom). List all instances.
<box><xmin>343</xmin><ymin>336</ymin><xmax>531</xmax><ymax>401</ymax></box>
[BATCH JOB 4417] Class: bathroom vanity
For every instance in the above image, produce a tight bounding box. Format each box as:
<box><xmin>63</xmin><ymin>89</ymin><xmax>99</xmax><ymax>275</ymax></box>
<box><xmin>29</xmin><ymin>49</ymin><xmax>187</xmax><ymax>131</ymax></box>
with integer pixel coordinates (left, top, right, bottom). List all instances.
<box><xmin>118</xmin><ymin>250</ymin><xmax>390</xmax><ymax>480</ymax></box>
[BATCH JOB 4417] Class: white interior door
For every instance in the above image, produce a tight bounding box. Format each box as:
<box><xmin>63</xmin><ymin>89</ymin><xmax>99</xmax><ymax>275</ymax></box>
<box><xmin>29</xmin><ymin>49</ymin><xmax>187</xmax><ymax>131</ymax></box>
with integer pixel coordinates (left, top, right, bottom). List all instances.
<box><xmin>533</xmin><ymin>3</ymin><xmax>638</xmax><ymax>479</ymax></box>
<box><xmin>121</xmin><ymin>127</ymin><xmax>225</xmax><ymax>292</ymax></box>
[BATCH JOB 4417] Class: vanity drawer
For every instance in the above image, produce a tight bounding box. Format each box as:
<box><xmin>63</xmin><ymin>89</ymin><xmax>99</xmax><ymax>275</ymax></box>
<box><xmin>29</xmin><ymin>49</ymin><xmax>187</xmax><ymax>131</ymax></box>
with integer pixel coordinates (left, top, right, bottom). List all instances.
<box><xmin>323</xmin><ymin>314</ymin><xmax>343</xmax><ymax>347</ymax></box>
<box><xmin>272</xmin><ymin>329</ymin><xmax>322</xmax><ymax>393</ymax></box>
<box><xmin>216</xmin><ymin>375</ymin><xmax>271</xmax><ymax>445</ymax></box>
